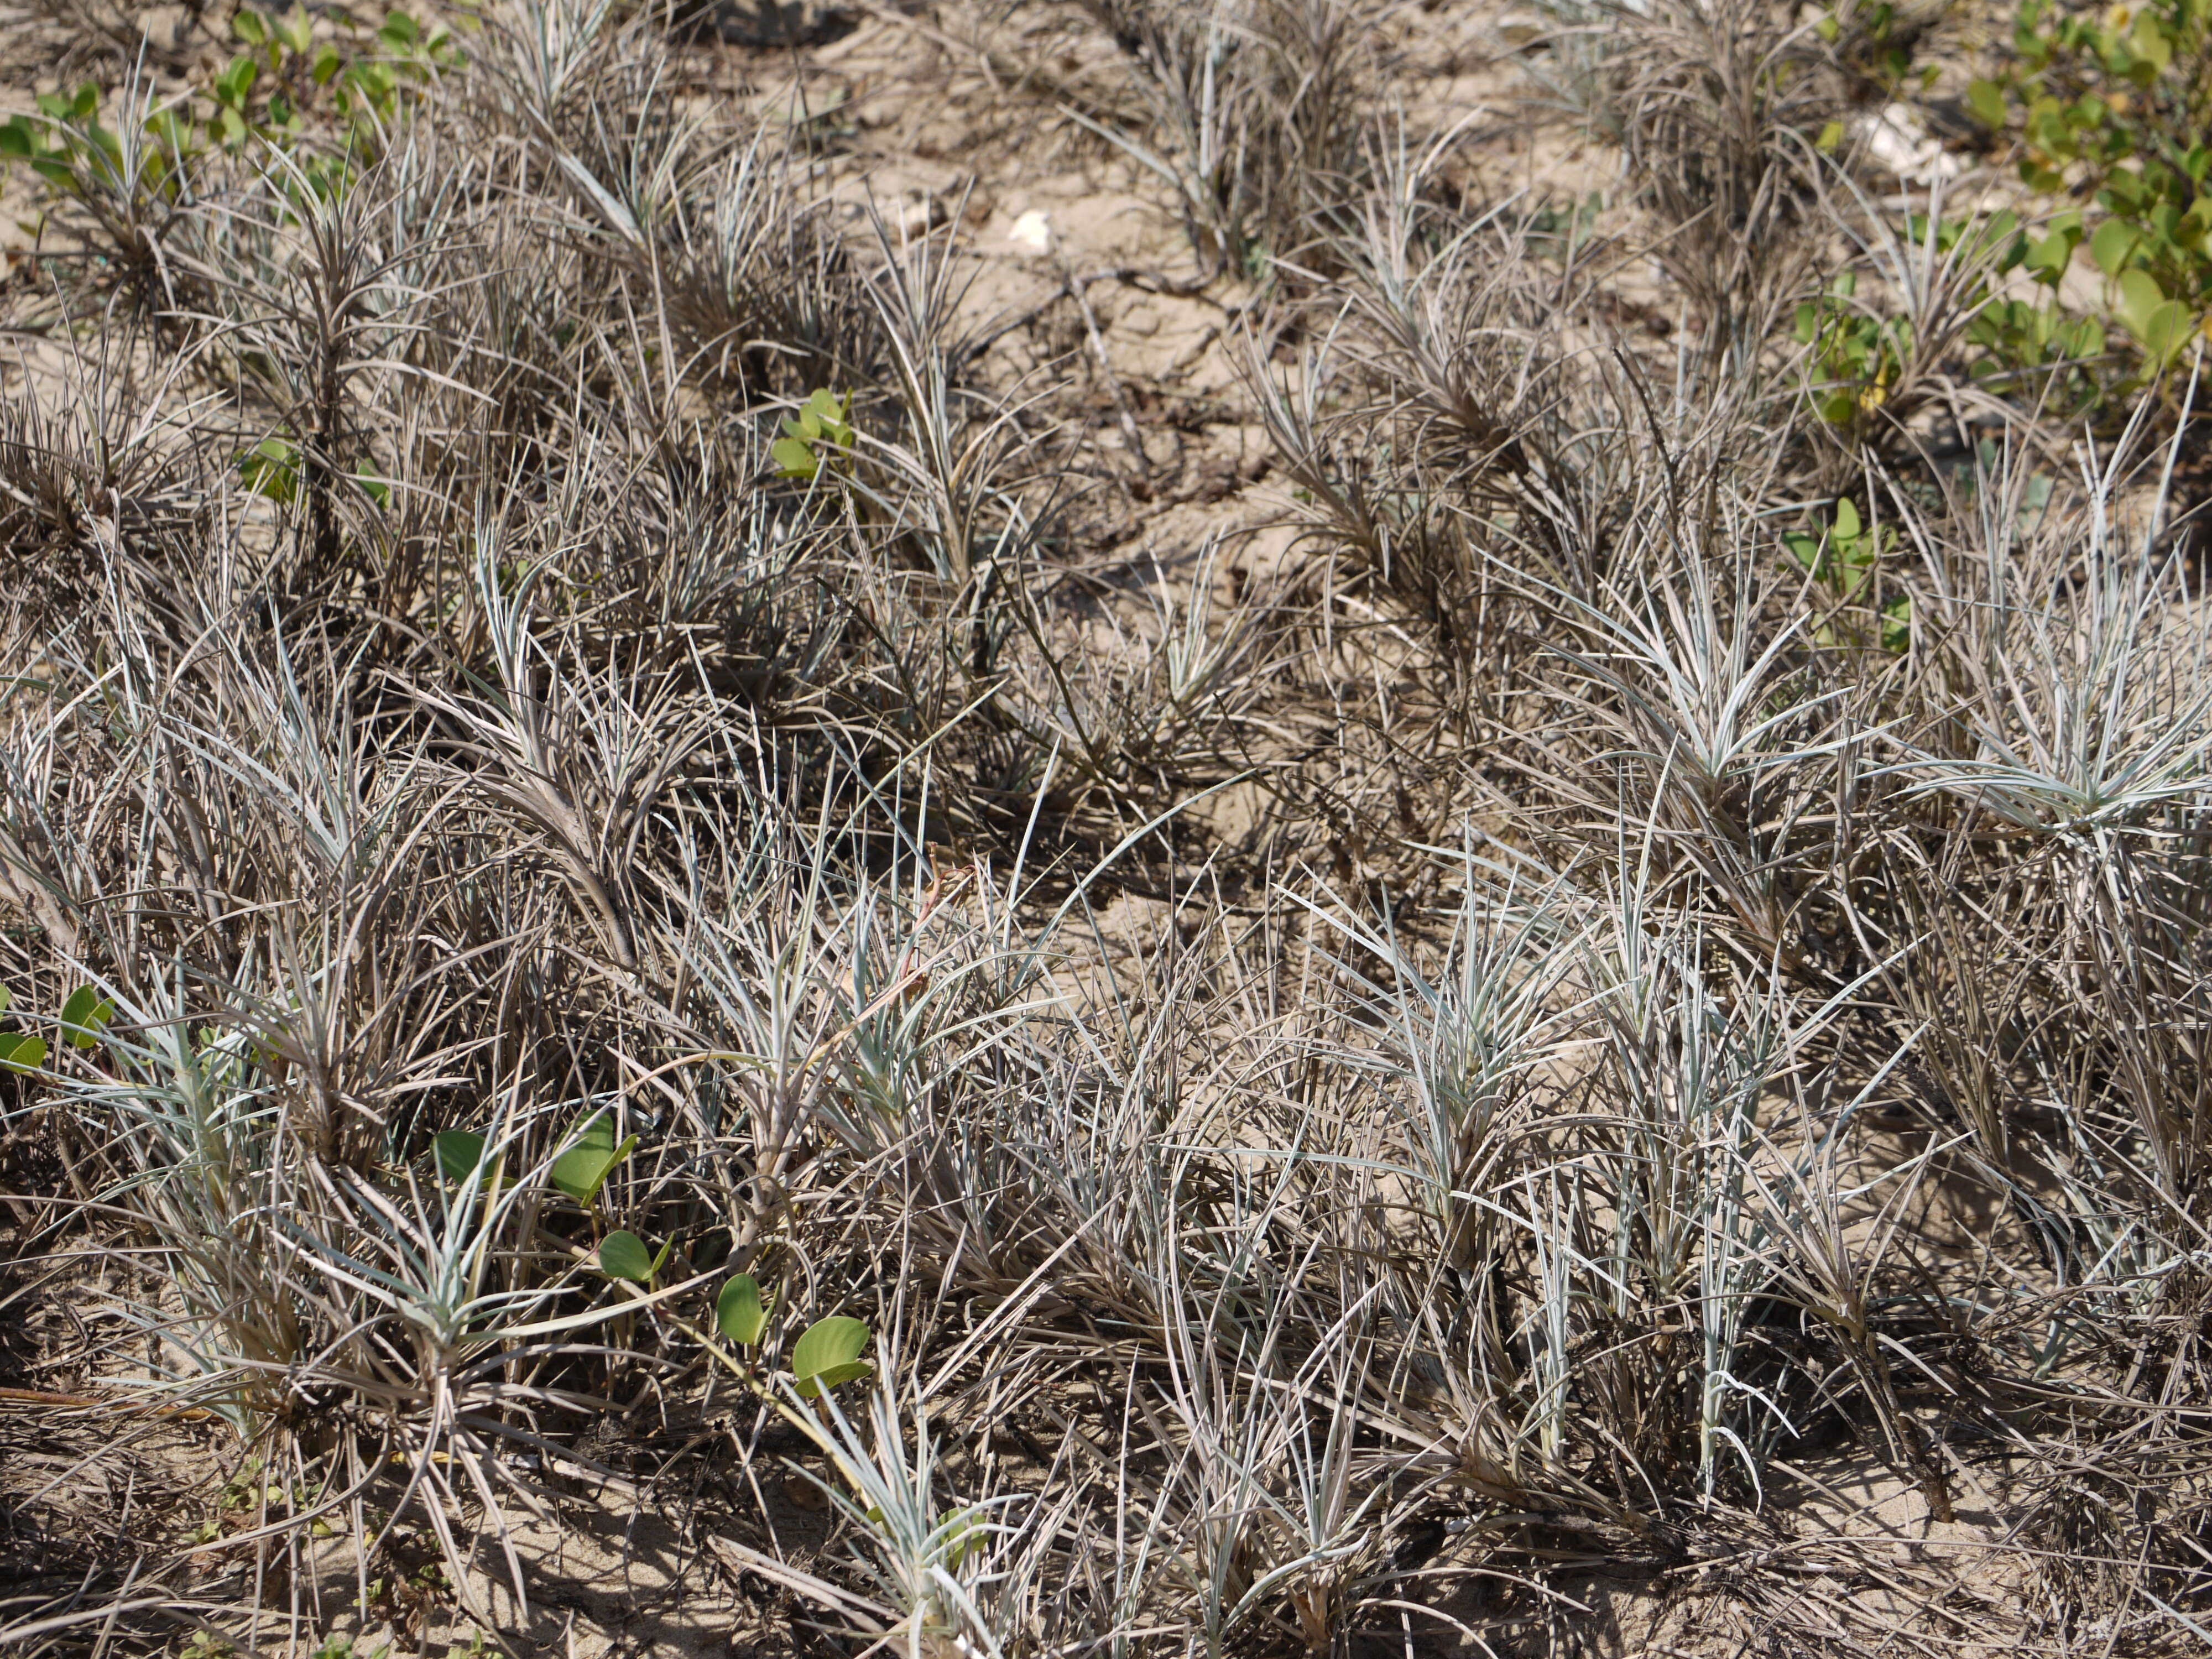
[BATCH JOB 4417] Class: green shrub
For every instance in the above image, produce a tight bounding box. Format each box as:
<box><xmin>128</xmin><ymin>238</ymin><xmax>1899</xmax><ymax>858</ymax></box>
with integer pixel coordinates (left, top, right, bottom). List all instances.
<box><xmin>1796</xmin><ymin>213</ymin><xmax>2109</xmax><ymax>430</ymax></box>
<box><xmin>1973</xmin><ymin>0</ymin><xmax>2212</xmax><ymax>369</ymax></box>
<box><xmin>0</xmin><ymin>6</ymin><xmax>465</xmax><ymax>233</ymax></box>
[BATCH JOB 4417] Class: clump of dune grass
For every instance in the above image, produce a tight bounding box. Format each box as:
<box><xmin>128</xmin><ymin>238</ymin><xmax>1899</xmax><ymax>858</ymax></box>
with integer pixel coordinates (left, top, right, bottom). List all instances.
<box><xmin>2</xmin><ymin>2</ymin><xmax>2211</xmax><ymax>1656</ymax></box>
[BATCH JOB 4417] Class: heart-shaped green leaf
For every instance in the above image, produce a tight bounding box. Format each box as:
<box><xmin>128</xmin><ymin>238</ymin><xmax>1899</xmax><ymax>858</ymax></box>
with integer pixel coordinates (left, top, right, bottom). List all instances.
<box><xmin>2114</xmin><ymin>270</ymin><xmax>2192</xmax><ymax>364</ymax></box>
<box><xmin>771</xmin><ymin>436</ymin><xmax>819</xmax><ymax>479</ymax></box>
<box><xmin>1881</xmin><ymin>593</ymin><xmax>1912</xmax><ymax>655</ymax></box>
<box><xmin>791</xmin><ymin>1315</ymin><xmax>873</xmax><ymax>1398</ymax></box>
<box><xmin>434</xmin><ymin>1130</ymin><xmax>487</xmax><ymax>1183</ymax></box>
<box><xmin>0</xmin><ymin>1034</ymin><xmax>48</xmax><ymax>1074</ymax></box>
<box><xmin>238</xmin><ymin>436</ymin><xmax>298</xmax><ymax>503</ymax></box>
<box><xmin>216</xmin><ymin>55</ymin><xmax>260</xmax><ymax>110</ymax></box>
<box><xmin>59</xmin><ymin>987</ymin><xmax>113</xmax><ymax>1050</ymax></box>
<box><xmin>940</xmin><ymin>1505</ymin><xmax>988</xmax><ymax>1565</ymax></box>
<box><xmin>550</xmin><ymin>1112</ymin><xmax>637</xmax><ymax>1205</ymax></box>
<box><xmin>2023</xmin><ymin>229</ymin><xmax>2075</xmax><ymax>284</ymax></box>
<box><xmin>717</xmin><ymin>1274</ymin><xmax>770</xmax><ymax>1345</ymax></box>
<box><xmin>802</xmin><ymin>389</ymin><xmax>852</xmax><ymax>446</ymax></box>
<box><xmin>1966</xmin><ymin>79</ymin><xmax>2007</xmax><ymax>132</ymax></box>
<box><xmin>274</xmin><ymin>7</ymin><xmax>312</xmax><ymax>56</ymax></box>
<box><xmin>2142</xmin><ymin>301</ymin><xmax>2193</xmax><ymax>366</ymax></box>
<box><xmin>2131</xmin><ymin>10</ymin><xmax>2173</xmax><ymax>72</ymax></box>
<box><xmin>598</xmin><ymin>1231</ymin><xmax>655</xmax><ymax>1283</ymax></box>
<box><xmin>2094</xmin><ymin>220</ymin><xmax>2143</xmax><ymax>280</ymax></box>
<box><xmin>2116</xmin><ymin>268</ymin><xmax>2167</xmax><ymax>332</ymax></box>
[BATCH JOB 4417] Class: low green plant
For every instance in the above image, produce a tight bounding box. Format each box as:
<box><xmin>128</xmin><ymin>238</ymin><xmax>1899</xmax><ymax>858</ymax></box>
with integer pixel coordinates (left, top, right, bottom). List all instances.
<box><xmin>1798</xmin><ymin>210</ymin><xmax>2112</xmax><ymax>429</ymax></box>
<box><xmin>0</xmin><ymin>987</ymin><xmax>48</xmax><ymax>1075</ymax></box>
<box><xmin>0</xmin><ymin>82</ymin><xmax>194</xmax><ymax>221</ymax></box>
<box><xmin>189</xmin><ymin>1458</ymin><xmax>289</xmax><ymax>1543</ymax></box>
<box><xmin>549</xmin><ymin>1110</ymin><xmax>637</xmax><ymax>1206</ymax></box>
<box><xmin>706</xmin><ymin>1269</ymin><xmax>868</xmax><ymax>1394</ymax></box>
<box><xmin>1963</xmin><ymin>214</ymin><xmax>2109</xmax><ymax>377</ymax></box>
<box><xmin>790</xmin><ymin>1314</ymin><xmax>873</xmax><ymax>1397</ymax></box>
<box><xmin>237</xmin><ymin>436</ymin><xmax>390</xmax><ymax>511</ymax></box>
<box><xmin>432</xmin><ymin>1129</ymin><xmax>488</xmax><ymax>1183</ymax></box>
<box><xmin>217</xmin><ymin>5</ymin><xmax>465</xmax><ymax>159</ymax></box>
<box><xmin>1525</xmin><ymin>191</ymin><xmax>1603</xmax><ymax>263</ymax></box>
<box><xmin>716</xmin><ymin>1271</ymin><xmax>771</xmax><ymax>1344</ymax></box>
<box><xmin>0</xmin><ymin>71</ymin><xmax>197</xmax><ymax>284</ymax></box>
<box><xmin>1972</xmin><ymin>0</ymin><xmax>2212</xmax><ymax>369</ymax></box>
<box><xmin>309</xmin><ymin>1635</ymin><xmax>393</xmax><ymax>1659</ymax></box>
<box><xmin>58</xmin><ymin>985</ymin><xmax>114</xmax><ymax>1050</ymax></box>
<box><xmin>0</xmin><ymin>983</ymin><xmax>109</xmax><ymax>1071</ymax></box>
<box><xmin>596</xmin><ymin>1229</ymin><xmax>669</xmax><ymax>1283</ymax></box>
<box><xmin>1817</xmin><ymin>1</ymin><xmax>1937</xmax><ymax>92</ymax></box>
<box><xmin>1796</xmin><ymin>269</ymin><xmax>1910</xmax><ymax>426</ymax></box>
<box><xmin>0</xmin><ymin>6</ymin><xmax>464</xmax><ymax>238</ymax></box>
<box><xmin>772</xmin><ymin>388</ymin><xmax>854</xmax><ymax>480</ymax></box>
<box><xmin>1784</xmin><ymin>496</ymin><xmax>1910</xmax><ymax>651</ymax></box>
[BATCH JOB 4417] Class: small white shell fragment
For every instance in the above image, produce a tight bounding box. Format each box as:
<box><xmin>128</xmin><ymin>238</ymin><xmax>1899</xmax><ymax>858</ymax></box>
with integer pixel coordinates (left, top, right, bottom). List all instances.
<box><xmin>1008</xmin><ymin>210</ymin><xmax>1054</xmax><ymax>251</ymax></box>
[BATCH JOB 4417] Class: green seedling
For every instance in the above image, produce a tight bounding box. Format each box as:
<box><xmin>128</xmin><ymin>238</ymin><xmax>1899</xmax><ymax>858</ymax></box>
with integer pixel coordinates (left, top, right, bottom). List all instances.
<box><xmin>239</xmin><ymin>437</ymin><xmax>301</xmax><ymax>504</ymax></box>
<box><xmin>1796</xmin><ymin>270</ymin><xmax>1909</xmax><ymax>426</ymax></box>
<box><xmin>195</xmin><ymin>1458</ymin><xmax>290</xmax><ymax>1537</ymax></box>
<box><xmin>238</xmin><ymin>439</ymin><xmax>392</xmax><ymax>509</ymax></box>
<box><xmin>0</xmin><ymin>987</ymin><xmax>43</xmax><ymax>1075</ymax></box>
<box><xmin>937</xmin><ymin>1505</ymin><xmax>988</xmax><ymax>1564</ymax></box>
<box><xmin>431</xmin><ymin>1128</ymin><xmax>515</xmax><ymax>1201</ymax></box>
<box><xmin>434</xmin><ymin>1130</ymin><xmax>487</xmax><ymax>1182</ymax></box>
<box><xmin>1797</xmin><ymin>211</ymin><xmax>2110</xmax><ymax>425</ymax></box>
<box><xmin>59</xmin><ymin>986</ymin><xmax>113</xmax><ymax>1050</ymax></box>
<box><xmin>1785</xmin><ymin>497</ymin><xmax>1911</xmax><ymax>653</ymax></box>
<box><xmin>210</xmin><ymin>54</ymin><xmax>260</xmax><ymax>147</ymax></box>
<box><xmin>597</xmin><ymin>1230</ymin><xmax>671</xmax><ymax>1284</ymax></box>
<box><xmin>1525</xmin><ymin>191</ymin><xmax>1602</xmax><ymax>263</ymax></box>
<box><xmin>0</xmin><ymin>80</ymin><xmax>199</xmax><ymax>239</ymax></box>
<box><xmin>790</xmin><ymin>1314</ymin><xmax>873</xmax><ymax>1397</ymax></box>
<box><xmin>550</xmin><ymin>1110</ymin><xmax>637</xmax><ymax>1205</ymax></box>
<box><xmin>717</xmin><ymin>1272</ymin><xmax>770</xmax><ymax>1345</ymax></box>
<box><xmin>232</xmin><ymin>4</ymin><xmax>315</xmax><ymax>66</ymax></box>
<box><xmin>773</xmin><ymin>389</ymin><xmax>853</xmax><ymax>480</ymax></box>
<box><xmin>2115</xmin><ymin>267</ymin><xmax>2196</xmax><ymax>368</ymax></box>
